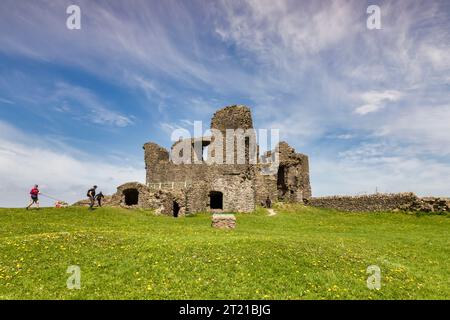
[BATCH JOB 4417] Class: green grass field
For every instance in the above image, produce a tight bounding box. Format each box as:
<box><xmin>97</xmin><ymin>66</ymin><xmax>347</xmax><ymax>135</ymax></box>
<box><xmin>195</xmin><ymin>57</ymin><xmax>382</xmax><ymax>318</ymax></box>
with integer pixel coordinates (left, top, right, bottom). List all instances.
<box><xmin>0</xmin><ymin>204</ymin><xmax>449</xmax><ymax>300</ymax></box>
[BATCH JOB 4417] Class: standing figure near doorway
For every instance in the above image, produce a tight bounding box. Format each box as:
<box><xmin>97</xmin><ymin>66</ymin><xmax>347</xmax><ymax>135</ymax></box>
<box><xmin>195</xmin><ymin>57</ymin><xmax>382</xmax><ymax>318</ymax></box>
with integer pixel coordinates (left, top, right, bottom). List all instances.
<box><xmin>265</xmin><ymin>196</ymin><xmax>272</xmax><ymax>209</ymax></box>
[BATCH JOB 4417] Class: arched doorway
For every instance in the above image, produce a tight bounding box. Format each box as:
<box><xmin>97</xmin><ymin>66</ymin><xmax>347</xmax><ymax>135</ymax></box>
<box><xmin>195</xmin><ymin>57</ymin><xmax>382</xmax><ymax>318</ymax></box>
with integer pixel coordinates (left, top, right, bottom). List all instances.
<box><xmin>173</xmin><ymin>201</ymin><xmax>180</xmax><ymax>217</ymax></box>
<box><xmin>209</xmin><ymin>191</ymin><xmax>223</xmax><ymax>210</ymax></box>
<box><xmin>123</xmin><ymin>188</ymin><xmax>139</xmax><ymax>206</ymax></box>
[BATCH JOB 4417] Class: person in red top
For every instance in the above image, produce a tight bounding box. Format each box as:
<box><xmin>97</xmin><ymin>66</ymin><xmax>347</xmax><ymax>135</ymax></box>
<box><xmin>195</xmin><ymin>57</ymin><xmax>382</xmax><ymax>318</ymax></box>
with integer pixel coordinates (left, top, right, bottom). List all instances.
<box><xmin>26</xmin><ymin>184</ymin><xmax>40</xmax><ymax>210</ymax></box>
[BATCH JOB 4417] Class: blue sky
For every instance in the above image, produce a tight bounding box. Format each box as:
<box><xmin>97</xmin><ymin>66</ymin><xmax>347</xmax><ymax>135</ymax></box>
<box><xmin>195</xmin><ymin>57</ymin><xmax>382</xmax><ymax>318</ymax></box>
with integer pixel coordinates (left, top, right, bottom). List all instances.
<box><xmin>1</xmin><ymin>0</ymin><xmax>449</xmax><ymax>206</ymax></box>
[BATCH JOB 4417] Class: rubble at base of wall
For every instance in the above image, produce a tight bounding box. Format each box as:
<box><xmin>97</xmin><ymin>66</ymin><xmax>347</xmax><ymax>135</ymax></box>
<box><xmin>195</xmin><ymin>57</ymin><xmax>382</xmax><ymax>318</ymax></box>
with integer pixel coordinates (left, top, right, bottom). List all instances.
<box><xmin>398</xmin><ymin>197</ymin><xmax>450</xmax><ymax>213</ymax></box>
<box><xmin>306</xmin><ymin>193</ymin><xmax>450</xmax><ymax>213</ymax></box>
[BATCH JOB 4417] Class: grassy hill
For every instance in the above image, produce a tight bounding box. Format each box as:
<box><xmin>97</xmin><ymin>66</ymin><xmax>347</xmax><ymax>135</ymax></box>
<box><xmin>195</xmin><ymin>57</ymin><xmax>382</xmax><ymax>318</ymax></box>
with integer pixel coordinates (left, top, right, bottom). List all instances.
<box><xmin>0</xmin><ymin>204</ymin><xmax>449</xmax><ymax>299</ymax></box>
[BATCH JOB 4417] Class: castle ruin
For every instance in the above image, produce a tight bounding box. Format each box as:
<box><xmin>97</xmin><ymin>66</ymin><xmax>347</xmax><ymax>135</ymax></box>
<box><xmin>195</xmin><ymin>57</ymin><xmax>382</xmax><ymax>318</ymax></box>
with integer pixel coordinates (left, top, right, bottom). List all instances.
<box><xmin>106</xmin><ymin>105</ymin><xmax>311</xmax><ymax>216</ymax></box>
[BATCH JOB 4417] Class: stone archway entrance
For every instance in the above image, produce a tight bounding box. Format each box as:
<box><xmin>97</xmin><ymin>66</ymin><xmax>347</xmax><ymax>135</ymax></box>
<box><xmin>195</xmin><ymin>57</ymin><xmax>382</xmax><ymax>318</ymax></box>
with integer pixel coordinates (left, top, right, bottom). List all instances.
<box><xmin>209</xmin><ymin>191</ymin><xmax>223</xmax><ymax>210</ymax></box>
<box><xmin>123</xmin><ymin>188</ymin><xmax>139</xmax><ymax>206</ymax></box>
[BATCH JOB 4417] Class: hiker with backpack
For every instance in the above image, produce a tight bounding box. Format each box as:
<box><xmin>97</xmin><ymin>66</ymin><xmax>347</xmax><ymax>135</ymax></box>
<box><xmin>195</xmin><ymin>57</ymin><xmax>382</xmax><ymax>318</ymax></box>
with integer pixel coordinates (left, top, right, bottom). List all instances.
<box><xmin>26</xmin><ymin>185</ymin><xmax>40</xmax><ymax>210</ymax></box>
<box><xmin>87</xmin><ymin>185</ymin><xmax>97</xmax><ymax>209</ymax></box>
<box><xmin>96</xmin><ymin>191</ymin><xmax>105</xmax><ymax>207</ymax></box>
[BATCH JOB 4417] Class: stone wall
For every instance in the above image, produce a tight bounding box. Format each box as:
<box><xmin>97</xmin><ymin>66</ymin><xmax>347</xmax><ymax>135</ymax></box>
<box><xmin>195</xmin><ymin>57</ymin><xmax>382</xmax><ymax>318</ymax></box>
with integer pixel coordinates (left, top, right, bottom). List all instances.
<box><xmin>75</xmin><ymin>182</ymin><xmax>187</xmax><ymax>216</ymax></box>
<box><xmin>211</xmin><ymin>175</ymin><xmax>255</xmax><ymax>212</ymax></box>
<box><xmin>306</xmin><ymin>193</ymin><xmax>419</xmax><ymax>212</ymax></box>
<box><xmin>104</xmin><ymin>178</ymin><xmax>256</xmax><ymax>215</ymax></box>
<box><xmin>143</xmin><ymin>143</ymin><xmax>170</xmax><ymax>185</ymax></box>
<box><xmin>254</xmin><ymin>170</ymin><xmax>278</xmax><ymax>206</ymax></box>
<box><xmin>210</xmin><ymin>105</ymin><xmax>253</xmax><ymax>131</ymax></box>
<box><xmin>400</xmin><ymin>197</ymin><xmax>450</xmax><ymax>213</ymax></box>
<box><xmin>306</xmin><ymin>193</ymin><xmax>450</xmax><ymax>213</ymax></box>
<box><xmin>257</xmin><ymin>141</ymin><xmax>311</xmax><ymax>202</ymax></box>
<box><xmin>184</xmin><ymin>182</ymin><xmax>209</xmax><ymax>213</ymax></box>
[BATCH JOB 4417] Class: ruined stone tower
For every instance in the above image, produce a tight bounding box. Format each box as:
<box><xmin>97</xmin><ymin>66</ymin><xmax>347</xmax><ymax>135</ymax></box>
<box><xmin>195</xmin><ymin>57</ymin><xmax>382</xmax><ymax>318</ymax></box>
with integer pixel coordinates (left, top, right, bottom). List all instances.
<box><xmin>109</xmin><ymin>105</ymin><xmax>311</xmax><ymax>215</ymax></box>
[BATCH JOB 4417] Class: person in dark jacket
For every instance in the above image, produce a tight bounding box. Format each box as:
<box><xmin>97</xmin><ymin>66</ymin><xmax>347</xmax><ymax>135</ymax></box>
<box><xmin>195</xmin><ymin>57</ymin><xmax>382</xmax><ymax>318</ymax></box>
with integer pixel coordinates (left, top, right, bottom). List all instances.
<box><xmin>96</xmin><ymin>191</ymin><xmax>105</xmax><ymax>207</ymax></box>
<box><xmin>87</xmin><ymin>185</ymin><xmax>97</xmax><ymax>209</ymax></box>
<box><xmin>265</xmin><ymin>195</ymin><xmax>272</xmax><ymax>209</ymax></box>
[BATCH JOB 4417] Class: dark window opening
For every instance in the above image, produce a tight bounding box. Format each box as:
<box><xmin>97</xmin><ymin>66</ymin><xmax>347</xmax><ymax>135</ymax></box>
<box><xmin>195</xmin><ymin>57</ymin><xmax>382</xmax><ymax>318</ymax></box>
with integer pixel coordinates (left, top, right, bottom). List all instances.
<box><xmin>277</xmin><ymin>165</ymin><xmax>288</xmax><ymax>199</ymax></box>
<box><xmin>209</xmin><ymin>191</ymin><xmax>223</xmax><ymax>210</ymax></box>
<box><xmin>173</xmin><ymin>201</ymin><xmax>180</xmax><ymax>217</ymax></box>
<box><xmin>277</xmin><ymin>165</ymin><xmax>286</xmax><ymax>187</ymax></box>
<box><xmin>123</xmin><ymin>188</ymin><xmax>139</xmax><ymax>206</ymax></box>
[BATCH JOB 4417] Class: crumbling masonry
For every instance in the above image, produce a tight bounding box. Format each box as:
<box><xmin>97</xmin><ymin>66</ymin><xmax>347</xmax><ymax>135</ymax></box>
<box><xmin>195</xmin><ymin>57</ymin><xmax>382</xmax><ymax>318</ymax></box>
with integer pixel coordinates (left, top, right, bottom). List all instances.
<box><xmin>105</xmin><ymin>105</ymin><xmax>311</xmax><ymax>216</ymax></box>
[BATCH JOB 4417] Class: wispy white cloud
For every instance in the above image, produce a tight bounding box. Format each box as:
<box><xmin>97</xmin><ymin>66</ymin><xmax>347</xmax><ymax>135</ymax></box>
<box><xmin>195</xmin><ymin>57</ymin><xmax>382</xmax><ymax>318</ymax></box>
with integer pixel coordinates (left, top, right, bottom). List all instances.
<box><xmin>312</xmin><ymin>154</ymin><xmax>450</xmax><ymax>197</ymax></box>
<box><xmin>215</xmin><ymin>0</ymin><xmax>361</xmax><ymax>67</ymax></box>
<box><xmin>51</xmin><ymin>82</ymin><xmax>134</xmax><ymax>127</ymax></box>
<box><xmin>421</xmin><ymin>44</ymin><xmax>450</xmax><ymax>70</ymax></box>
<box><xmin>0</xmin><ymin>97</ymin><xmax>14</xmax><ymax>104</ymax></box>
<box><xmin>354</xmin><ymin>90</ymin><xmax>403</xmax><ymax>115</ymax></box>
<box><xmin>376</xmin><ymin>104</ymin><xmax>450</xmax><ymax>155</ymax></box>
<box><xmin>311</xmin><ymin>139</ymin><xmax>450</xmax><ymax>197</ymax></box>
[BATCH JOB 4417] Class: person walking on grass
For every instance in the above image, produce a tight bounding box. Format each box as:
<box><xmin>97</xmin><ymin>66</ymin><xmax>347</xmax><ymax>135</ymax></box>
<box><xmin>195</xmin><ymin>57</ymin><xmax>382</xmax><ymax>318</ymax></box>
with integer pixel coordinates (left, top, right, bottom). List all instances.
<box><xmin>87</xmin><ymin>185</ymin><xmax>97</xmax><ymax>210</ymax></box>
<box><xmin>265</xmin><ymin>195</ymin><xmax>272</xmax><ymax>209</ymax></box>
<box><xmin>26</xmin><ymin>184</ymin><xmax>40</xmax><ymax>210</ymax></box>
<box><xmin>96</xmin><ymin>191</ymin><xmax>105</xmax><ymax>207</ymax></box>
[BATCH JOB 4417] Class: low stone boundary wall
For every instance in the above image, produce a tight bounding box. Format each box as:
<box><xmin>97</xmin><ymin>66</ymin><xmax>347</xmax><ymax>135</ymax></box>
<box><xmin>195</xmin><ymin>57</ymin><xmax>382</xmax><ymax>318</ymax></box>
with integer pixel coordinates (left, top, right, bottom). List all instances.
<box><xmin>404</xmin><ymin>197</ymin><xmax>450</xmax><ymax>213</ymax></box>
<box><xmin>305</xmin><ymin>193</ymin><xmax>450</xmax><ymax>213</ymax></box>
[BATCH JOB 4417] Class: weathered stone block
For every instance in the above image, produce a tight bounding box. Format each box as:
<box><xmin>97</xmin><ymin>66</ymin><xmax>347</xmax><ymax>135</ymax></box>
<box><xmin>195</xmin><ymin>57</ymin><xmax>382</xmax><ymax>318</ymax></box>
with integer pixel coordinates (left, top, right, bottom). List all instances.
<box><xmin>211</xmin><ymin>214</ymin><xmax>236</xmax><ymax>229</ymax></box>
